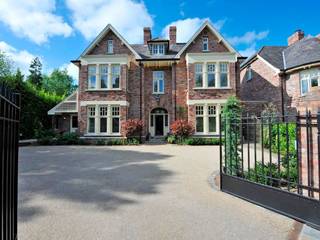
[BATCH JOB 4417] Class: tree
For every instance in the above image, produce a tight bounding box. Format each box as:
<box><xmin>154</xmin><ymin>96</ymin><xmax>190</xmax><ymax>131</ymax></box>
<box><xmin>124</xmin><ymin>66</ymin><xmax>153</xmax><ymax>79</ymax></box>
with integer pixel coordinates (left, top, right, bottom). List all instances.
<box><xmin>42</xmin><ymin>69</ymin><xmax>76</xmax><ymax>97</ymax></box>
<box><xmin>0</xmin><ymin>51</ymin><xmax>13</xmax><ymax>79</ymax></box>
<box><xmin>27</xmin><ymin>57</ymin><xmax>43</xmax><ymax>88</ymax></box>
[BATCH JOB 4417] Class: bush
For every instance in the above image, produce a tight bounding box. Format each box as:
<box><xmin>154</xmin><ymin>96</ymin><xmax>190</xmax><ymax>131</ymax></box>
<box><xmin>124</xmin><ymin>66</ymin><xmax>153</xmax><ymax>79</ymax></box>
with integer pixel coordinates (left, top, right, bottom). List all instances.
<box><xmin>56</xmin><ymin>133</ymin><xmax>79</xmax><ymax>145</ymax></box>
<box><xmin>180</xmin><ymin>137</ymin><xmax>221</xmax><ymax>145</ymax></box>
<box><xmin>96</xmin><ymin>139</ymin><xmax>105</xmax><ymax>145</ymax></box>
<box><xmin>127</xmin><ymin>137</ymin><xmax>140</xmax><ymax>145</ymax></box>
<box><xmin>170</xmin><ymin>120</ymin><xmax>194</xmax><ymax>141</ymax></box>
<box><xmin>122</xmin><ymin>119</ymin><xmax>143</xmax><ymax>138</ymax></box>
<box><xmin>166</xmin><ymin>135</ymin><xmax>176</xmax><ymax>144</ymax></box>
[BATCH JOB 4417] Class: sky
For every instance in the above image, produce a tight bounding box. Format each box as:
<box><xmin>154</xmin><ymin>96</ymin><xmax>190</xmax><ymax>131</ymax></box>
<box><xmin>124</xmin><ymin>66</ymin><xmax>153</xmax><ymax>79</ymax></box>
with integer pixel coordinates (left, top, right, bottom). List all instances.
<box><xmin>0</xmin><ymin>0</ymin><xmax>319</xmax><ymax>83</ymax></box>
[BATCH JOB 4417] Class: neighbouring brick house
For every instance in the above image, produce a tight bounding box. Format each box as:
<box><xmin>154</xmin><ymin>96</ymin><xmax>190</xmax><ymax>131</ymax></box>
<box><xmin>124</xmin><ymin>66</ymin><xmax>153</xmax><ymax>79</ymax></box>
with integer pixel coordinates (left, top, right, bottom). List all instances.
<box><xmin>49</xmin><ymin>21</ymin><xmax>242</xmax><ymax>139</ymax></box>
<box><xmin>240</xmin><ymin>30</ymin><xmax>320</xmax><ymax>115</ymax></box>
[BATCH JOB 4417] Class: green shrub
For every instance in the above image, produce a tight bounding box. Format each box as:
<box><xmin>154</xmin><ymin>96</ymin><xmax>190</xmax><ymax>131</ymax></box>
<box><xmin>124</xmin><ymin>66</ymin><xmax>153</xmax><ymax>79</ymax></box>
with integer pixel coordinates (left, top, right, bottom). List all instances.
<box><xmin>166</xmin><ymin>135</ymin><xmax>176</xmax><ymax>144</ymax></box>
<box><xmin>127</xmin><ymin>138</ymin><xmax>140</xmax><ymax>145</ymax></box>
<box><xmin>96</xmin><ymin>139</ymin><xmax>105</xmax><ymax>145</ymax></box>
<box><xmin>175</xmin><ymin>137</ymin><xmax>221</xmax><ymax>145</ymax></box>
<box><xmin>56</xmin><ymin>133</ymin><xmax>79</xmax><ymax>145</ymax></box>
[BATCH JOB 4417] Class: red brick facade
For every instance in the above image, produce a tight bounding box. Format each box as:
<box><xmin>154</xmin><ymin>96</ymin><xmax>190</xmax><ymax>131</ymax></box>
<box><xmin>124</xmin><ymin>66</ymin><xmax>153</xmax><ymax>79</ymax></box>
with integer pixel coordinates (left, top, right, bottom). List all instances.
<box><xmin>73</xmin><ymin>23</ymin><xmax>240</xmax><ymax>138</ymax></box>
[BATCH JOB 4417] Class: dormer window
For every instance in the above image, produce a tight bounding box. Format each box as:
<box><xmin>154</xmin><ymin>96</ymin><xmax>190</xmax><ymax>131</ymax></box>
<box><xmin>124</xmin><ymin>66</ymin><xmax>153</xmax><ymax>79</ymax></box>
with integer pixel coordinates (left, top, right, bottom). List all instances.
<box><xmin>202</xmin><ymin>37</ymin><xmax>209</xmax><ymax>51</ymax></box>
<box><xmin>150</xmin><ymin>44</ymin><xmax>165</xmax><ymax>55</ymax></box>
<box><xmin>107</xmin><ymin>40</ymin><xmax>113</xmax><ymax>54</ymax></box>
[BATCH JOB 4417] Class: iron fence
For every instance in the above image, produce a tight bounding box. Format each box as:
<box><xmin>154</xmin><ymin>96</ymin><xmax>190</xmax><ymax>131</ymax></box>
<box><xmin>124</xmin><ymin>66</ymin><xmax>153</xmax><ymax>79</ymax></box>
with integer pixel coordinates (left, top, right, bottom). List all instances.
<box><xmin>0</xmin><ymin>83</ymin><xmax>20</xmax><ymax>240</ymax></box>
<box><xmin>220</xmin><ymin>111</ymin><xmax>320</xmax><ymax>229</ymax></box>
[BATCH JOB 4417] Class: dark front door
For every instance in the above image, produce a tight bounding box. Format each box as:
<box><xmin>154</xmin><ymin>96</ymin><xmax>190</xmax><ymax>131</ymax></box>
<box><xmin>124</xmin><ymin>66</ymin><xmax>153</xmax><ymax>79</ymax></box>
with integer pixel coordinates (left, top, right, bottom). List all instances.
<box><xmin>155</xmin><ymin>115</ymin><xmax>164</xmax><ymax>136</ymax></box>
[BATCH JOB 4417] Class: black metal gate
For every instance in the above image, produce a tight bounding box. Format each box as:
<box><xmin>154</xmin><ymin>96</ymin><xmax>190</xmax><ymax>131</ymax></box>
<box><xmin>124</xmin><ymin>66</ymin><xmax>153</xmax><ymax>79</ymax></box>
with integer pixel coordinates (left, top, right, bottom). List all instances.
<box><xmin>1</xmin><ymin>84</ymin><xmax>20</xmax><ymax>240</ymax></box>
<box><xmin>219</xmin><ymin>111</ymin><xmax>320</xmax><ymax>229</ymax></box>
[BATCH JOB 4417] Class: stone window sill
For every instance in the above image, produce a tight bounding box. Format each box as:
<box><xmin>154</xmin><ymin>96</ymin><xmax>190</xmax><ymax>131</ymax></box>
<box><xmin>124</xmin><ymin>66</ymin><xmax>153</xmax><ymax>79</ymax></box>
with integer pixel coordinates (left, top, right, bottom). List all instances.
<box><xmin>193</xmin><ymin>87</ymin><xmax>232</xmax><ymax>90</ymax></box>
<box><xmin>86</xmin><ymin>88</ymin><xmax>122</xmax><ymax>92</ymax></box>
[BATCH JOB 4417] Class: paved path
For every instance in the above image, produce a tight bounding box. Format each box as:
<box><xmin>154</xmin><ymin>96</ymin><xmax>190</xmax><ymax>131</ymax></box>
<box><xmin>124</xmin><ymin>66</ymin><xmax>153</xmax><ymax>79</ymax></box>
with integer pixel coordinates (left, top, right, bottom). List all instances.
<box><xmin>18</xmin><ymin>145</ymin><xmax>296</xmax><ymax>240</ymax></box>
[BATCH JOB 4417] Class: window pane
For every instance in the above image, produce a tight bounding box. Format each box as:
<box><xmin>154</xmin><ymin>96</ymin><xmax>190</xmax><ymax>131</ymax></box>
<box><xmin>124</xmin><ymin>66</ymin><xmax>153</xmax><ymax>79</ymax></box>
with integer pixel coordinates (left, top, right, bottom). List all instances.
<box><xmin>112</xmin><ymin>76</ymin><xmax>120</xmax><ymax>88</ymax></box>
<box><xmin>107</xmin><ymin>40</ymin><xmax>113</xmax><ymax>53</ymax></box>
<box><xmin>209</xmin><ymin>117</ymin><xmax>216</xmax><ymax>132</ymax></box>
<box><xmin>88</xmin><ymin>118</ymin><xmax>95</xmax><ymax>133</ymax></box>
<box><xmin>196</xmin><ymin>105</ymin><xmax>204</xmax><ymax>115</ymax></box>
<box><xmin>100</xmin><ymin>118</ymin><xmax>107</xmax><ymax>133</ymax></box>
<box><xmin>195</xmin><ymin>63</ymin><xmax>202</xmax><ymax>73</ymax></box>
<box><xmin>195</xmin><ymin>73</ymin><xmax>203</xmax><ymax>87</ymax></box>
<box><xmin>101</xmin><ymin>75</ymin><xmax>108</xmax><ymax>88</ymax></box>
<box><xmin>88</xmin><ymin>106</ymin><xmax>95</xmax><ymax>116</ymax></box>
<box><xmin>220</xmin><ymin>73</ymin><xmax>228</xmax><ymax>87</ymax></box>
<box><xmin>100</xmin><ymin>106</ymin><xmax>108</xmax><ymax>116</ymax></box>
<box><xmin>153</xmin><ymin>79</ymin><xmax>158</xmax><ymax>92</ymax></box>
<box><xmin>89</xmin><ymin>75</ymin><xmax>96</xmax><ymax>89</ymax></box>
<box><xmin>220</xmin><ymin>63</ymin><xmax>228</xmax><ymax>72</ymax></box>
<box><xmin>208</xmin><ymin>105</ymin><xmax>216</xmax><ymax>115</ymax></box>
<box><xmin>112</xmin><ymin>118</ymin><xmax>120</xmax><ymax>133</ymax></box>
<box><xmin>311</xmin><ymin>77</ymin><xmax>318</xmax><ymax>87</ymax></box>
<box><xmin>208</xmin><ymin>73</ymin><xmax>215</xmax><ymax>87</ymax></box>
<box><xmin>196</xmin><ymin>117</ymin><xmax>204</xmax><ymax>132</ymax></box>
<box><xmin>88</xmin><ymin>65</ymin><xmax>96</xmax><ymax>74</ymax></box>
<box><xmin>159</xmin><ymin>79</ymin><xmax>164</xmax><ymax>93</ymax></box>
<box><xmin>301</xmin><ymin>79</ymin><xmax>308</xmax><ymax>94</ymax></box>
<box><xmin>112</xmin><ymin>106</ymin><xmax>120</xmax><ymax>116</ymax></box>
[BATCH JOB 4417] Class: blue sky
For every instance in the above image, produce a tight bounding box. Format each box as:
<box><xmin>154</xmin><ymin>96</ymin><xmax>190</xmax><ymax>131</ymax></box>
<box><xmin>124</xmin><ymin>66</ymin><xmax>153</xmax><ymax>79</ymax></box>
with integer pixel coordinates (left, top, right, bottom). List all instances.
<box><xmin>0</xmin><ymin>0</ymin><xmax>319</xmax><ymax>82</ymax></box>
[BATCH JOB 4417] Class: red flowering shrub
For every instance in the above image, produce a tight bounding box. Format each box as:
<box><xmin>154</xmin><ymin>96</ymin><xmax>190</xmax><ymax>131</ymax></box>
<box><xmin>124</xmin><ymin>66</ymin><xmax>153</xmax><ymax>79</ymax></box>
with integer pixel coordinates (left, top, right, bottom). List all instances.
<box><xmin>170</xmin><ymin>120</ymin><xmax>194</xmax><ymax>139</ymax></box>
<box><xmin>122</xmin><ymin>119</ymin><xmax>144</xmax><ymax>138</ymax></box>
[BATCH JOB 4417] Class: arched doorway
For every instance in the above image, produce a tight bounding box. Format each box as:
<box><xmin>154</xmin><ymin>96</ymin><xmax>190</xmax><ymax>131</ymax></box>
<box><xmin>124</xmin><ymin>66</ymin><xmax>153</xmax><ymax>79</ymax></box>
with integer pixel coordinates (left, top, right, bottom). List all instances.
<box><xmin>150</xmin><ymin>108</ymin><xmax>169</xmax><ymax>137</ymax></box>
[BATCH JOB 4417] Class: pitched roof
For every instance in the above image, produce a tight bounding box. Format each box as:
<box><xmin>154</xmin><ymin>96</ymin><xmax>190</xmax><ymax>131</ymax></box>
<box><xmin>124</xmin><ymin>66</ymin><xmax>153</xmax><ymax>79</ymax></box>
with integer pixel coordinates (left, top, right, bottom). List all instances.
<box><xmin>241</xmin><ymin>37</ymin><xmax>320</xmax><ymax>71</ymax></box>
<box><xmin>175</xmin><ymin>20</ymin><xmax>241</xmax><ymax>58</ymax></box>
<box><xmin>78</xmin><ymin>24</ymin><xmax>141</xmax><ymax>59</ymax></box>
<box><xmin>132</xmin><ymin>43</ymin><xmax>185</xmax><ymax>60</ymax></box>
<box><xmin>48</xmin><ymin>91</ymin><xmax>78</xmax><ymax>115</ymax></box>
<box><xmin>283</xmin><ymin>37</ymin><xmax>320</xmax><ymax>70</ymax></box>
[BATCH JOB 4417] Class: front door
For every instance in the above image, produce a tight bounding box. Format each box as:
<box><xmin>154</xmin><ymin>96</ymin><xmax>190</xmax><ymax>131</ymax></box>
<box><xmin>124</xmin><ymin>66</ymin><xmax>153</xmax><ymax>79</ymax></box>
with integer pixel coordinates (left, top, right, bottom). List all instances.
<box><xmin>155</xmin><ymin>115</ymin><xmax>164</xmax><ymax>136</ymax></box>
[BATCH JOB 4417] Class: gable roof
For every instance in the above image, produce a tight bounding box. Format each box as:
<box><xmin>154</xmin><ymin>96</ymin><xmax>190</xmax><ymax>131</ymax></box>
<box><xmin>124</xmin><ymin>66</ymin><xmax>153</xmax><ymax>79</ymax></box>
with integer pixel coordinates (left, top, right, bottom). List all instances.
<box><xmin>78</xmin><ymin>24</ymin><xmax>141</xmax><ymax>59</ymax></box>
<box><xmin>175</xmin><ymin>20</ymin><xmax>241</xmax><ymax>58</ymax></box>
<box><xmin>283</xmin><ymin>37</ymin><xmax>320</xmax><ymax>70</ymax></box>
<box><xmin>48</xmin><ymin>91</ymin><xmax>78</xmax><ymax>115</ymax></box>
<box><xmin>241</xmin><ymin>37</ymin><xmax>320</xmax><ymax>71</ymax></box>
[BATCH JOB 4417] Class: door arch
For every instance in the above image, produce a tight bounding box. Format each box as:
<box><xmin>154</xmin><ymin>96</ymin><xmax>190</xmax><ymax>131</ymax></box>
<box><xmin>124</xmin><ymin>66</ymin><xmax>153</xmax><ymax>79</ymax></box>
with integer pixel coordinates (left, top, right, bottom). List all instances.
<box><xmin>149</xmin><ymin>108</ymin><xmax>169</xmax><ymax>137</ymax></box>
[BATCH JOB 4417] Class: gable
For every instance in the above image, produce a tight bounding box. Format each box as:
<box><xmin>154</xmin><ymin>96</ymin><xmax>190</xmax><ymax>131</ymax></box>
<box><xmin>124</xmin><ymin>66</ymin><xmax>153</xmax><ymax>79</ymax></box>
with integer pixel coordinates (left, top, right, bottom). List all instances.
<box><xmin>88</xmin><ymin>31</ymin><xmax>131</xmax><ymax>55</ymax></box>
<box><xmin>176</xmin><ymin>20</ymin><xmax>240</xmax><ymax>58</ymax></box>
<box><xmin>79</xmin><ymin>24</ymin><xmax>141</xmax><ymax>59</ymax></box>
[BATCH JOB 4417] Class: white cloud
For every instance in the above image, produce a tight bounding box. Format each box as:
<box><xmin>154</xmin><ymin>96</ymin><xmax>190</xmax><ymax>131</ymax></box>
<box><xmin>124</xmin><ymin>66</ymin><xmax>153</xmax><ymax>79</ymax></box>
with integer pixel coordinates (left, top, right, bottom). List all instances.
<box><xmin>60</xmin><ymin>63</ymin><xmax>79</xmax><ymax>84</ymax></box>
<box><xmin>66</xmin><ymin>0</ymin><xmax>153</xmax><ymax>43</ymax></box>
<box><xmin>228</xmin><ymin>30</ymin><xmax>269</xmax><ymax>46</ymax></box>
<box><xmin>239</xmin><ymin>44</ymin><xmax>257</xmax><ymax>57</ymax></box>
<box><xmin>0</xmin><ymin>41</ymin><xmax>37</xmax><ymax>75</ymax></box>
<box><xmin>161</xmin><ymin>18</ymin><xmax>226</xmax><ymax>43</ymax></box>
<box><xmin>0</xmin><ymin>0</ymin><xmax>72</xmax><ymax>44</ymax></box>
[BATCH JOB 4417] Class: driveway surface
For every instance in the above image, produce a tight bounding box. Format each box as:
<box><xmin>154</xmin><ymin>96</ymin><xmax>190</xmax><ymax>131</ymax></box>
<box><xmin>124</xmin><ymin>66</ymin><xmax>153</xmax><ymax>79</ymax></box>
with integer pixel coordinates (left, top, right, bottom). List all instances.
<box><xmin>18</xmin><ymin>145</ymin><xmax>296</xmax><ymax>240</ymax></box>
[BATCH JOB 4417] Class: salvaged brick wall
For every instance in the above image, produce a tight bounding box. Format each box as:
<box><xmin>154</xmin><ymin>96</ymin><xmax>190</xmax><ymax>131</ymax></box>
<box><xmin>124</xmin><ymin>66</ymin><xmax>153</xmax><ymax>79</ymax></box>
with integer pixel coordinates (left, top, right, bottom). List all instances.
<box><xmin>299</xmin><ymin>114</ymin><xmax>319</xmax><ymax>198</ymax></box>
<box><xmin>240</xmin><ymin>58</ymin><xmax>283</xmax><ymax>115</ymax></box>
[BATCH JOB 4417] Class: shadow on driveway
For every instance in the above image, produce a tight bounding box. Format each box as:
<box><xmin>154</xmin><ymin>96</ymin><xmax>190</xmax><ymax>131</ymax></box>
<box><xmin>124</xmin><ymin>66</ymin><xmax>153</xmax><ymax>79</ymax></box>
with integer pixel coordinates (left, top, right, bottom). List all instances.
<box><xmin>19</xmin><ymin>146</ymin><xmax>173</xmax><ymax>222</ymax></box>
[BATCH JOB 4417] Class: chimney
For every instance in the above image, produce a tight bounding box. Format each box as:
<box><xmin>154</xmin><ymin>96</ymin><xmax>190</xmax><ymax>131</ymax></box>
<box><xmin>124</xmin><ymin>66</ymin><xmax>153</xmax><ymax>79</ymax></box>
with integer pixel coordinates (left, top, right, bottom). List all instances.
<box><xmin>288</xmin><ymin>30</ymin><xmax>304</xmax><ymax>46</ymax></box>
<box><xmin>143</xmin><ymin>27</ymin><xmax>151</xmax><ymax>45</ymax></box>
<box><xmin>169</xmin><ymin>26</ymin><xmax>176</xmax><ymax>45</ymax></box>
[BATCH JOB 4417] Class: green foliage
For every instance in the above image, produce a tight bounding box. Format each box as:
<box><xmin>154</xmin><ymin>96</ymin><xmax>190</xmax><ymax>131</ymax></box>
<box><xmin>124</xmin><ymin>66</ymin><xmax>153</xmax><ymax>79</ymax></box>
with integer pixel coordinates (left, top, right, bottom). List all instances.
<box><xmin>96</xmin><ymin>139</ymin><xmax>106</xmax><ymax>145</ymax></box>
<box><xmin>181</xmin><ymin>137</ymin><xmax>221</xmax><ymax>145</ymax></box>
<box><xmin>56</xmin><ymin>133</ymin><xmax>80</xmax><ymax>145</ymax></box>
<box><xmin>245</xmin><ymin>162</ymin><xmax>279</xmax><ymax>186</ymax></box>
<box><xmin>27</xmin><ymin>57</ymin><xmax>43</xmax><ymax>88</ymax></box>
<box><xmin>42</xmin><ymin>69</ymin><xmax>76</xmax><ymax>97</ymax></box>
<box><xmin>166</xmin><ymin>135</ymin><xmax>176</xmax><ymax>144</ymax></box>
<box><xmin>222</xmin><ymin>96</ymin><xmax>242</xmax><ymax>174</ymax></box>
<box><xmin>0</xmin><ymin>51</ymin><xmax>13</xmax><ymax>79</ymax></box>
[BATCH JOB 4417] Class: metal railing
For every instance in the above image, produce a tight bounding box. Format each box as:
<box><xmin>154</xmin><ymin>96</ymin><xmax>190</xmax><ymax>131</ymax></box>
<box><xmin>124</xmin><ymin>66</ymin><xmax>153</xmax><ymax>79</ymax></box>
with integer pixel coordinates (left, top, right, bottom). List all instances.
<box><xmin>0</xmin><ymin>83</ymin><xmax>20</xmax><ymax>240</ymax></box>
<box><xmin>220</xmin><ymin>111</ymin><xmax>320</xmax><ymax>229</ymax></box>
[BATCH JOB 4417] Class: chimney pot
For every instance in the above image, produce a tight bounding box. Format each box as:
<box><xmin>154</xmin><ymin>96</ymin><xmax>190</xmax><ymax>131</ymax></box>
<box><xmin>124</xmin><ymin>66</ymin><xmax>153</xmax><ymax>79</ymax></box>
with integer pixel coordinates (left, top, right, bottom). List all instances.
<box><xmin>169</xmin><ymin>26</ymin><xmax>177</xmax><ymax>45</ymax></box>
<box><xmin>288</xmin><ymin>30</ymin><xmax>304</xmax><ymax>46</ymax></box>
<box><xmin>143</xmin><ymin>27</ymin><xmax>151</xmax><ymax>45</ymax></box>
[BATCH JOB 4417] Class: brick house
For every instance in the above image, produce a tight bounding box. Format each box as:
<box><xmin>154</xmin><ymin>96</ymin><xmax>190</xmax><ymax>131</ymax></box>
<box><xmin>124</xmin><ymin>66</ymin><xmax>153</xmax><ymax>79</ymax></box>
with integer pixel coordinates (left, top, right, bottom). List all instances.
<box><xmin>240</xmin><ymin>30</ymin><xmax>320</xmax><ymax>115</ymax></box>
<box><xmin>48</xmin><ymin>21</ymin><xmax>242</xmax><ymax>139</ymax></box>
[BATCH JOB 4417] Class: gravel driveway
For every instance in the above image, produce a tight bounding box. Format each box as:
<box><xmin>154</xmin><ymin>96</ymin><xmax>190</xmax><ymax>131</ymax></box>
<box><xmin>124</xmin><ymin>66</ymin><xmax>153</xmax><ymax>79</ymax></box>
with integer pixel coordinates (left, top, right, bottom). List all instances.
<box><xmin>18</xmin><ymin>145</ymin><xmax>296</xmax><ymax>240</ymax></box>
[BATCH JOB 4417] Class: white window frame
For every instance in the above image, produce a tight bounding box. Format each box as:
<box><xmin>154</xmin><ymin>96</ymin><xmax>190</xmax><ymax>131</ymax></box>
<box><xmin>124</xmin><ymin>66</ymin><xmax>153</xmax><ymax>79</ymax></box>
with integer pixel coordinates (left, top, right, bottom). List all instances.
<box><xmin>202</xmin><ymin>37</ymin><xmax>209</xmax><ymax>51</ymax></box>
<box><xmin>107</xmin><ymin>39</ymin><xmax>113</xmax><ymax>54</ymax></box>
<box><xmin>195</xmin><ymin>104</ymin><xmax>221</xmax><ymax>135</ymax></box>
<box><xmin>219</xmin><ymin>62</ymin><xmax>229</xmax><ymax>87</ymax></box>
<box><xmin>207</xmin><ymin>63</ymin><xmax>216</xmax><ymax>87</ymax></box>
<box><xmin>300</xmin><ymin>69</ymin><xmax>320</xmax><ymax>96</ymax></box>
<box><xmin>151</xmin><ymin>44</ymin><xmax>165</xmax><ymax>55</ymax></box>
<box><xmin>194</xmin><ymin>62</ymin><xmax>230</xmax><ymax>89</ymax></box>
<box><xmin>86</xmin><ymin>105</ymin><xmax>121</xmax><ymax>135</ymax></box>
<box><xmin>153</xmin><ymin>71</ymin><xmax>164</xmax><ymax>94</ymax></box>
<box><xmin>87</xmin><ymin>64</ymin><xmax>121</xmax><ymax>90</ymax></box>
<box><xmin>88</xmin><ymin>65</ymin><xmax>97</xmax><ymax>89</ymax></box>
<box><xmin>99</xmin><ymin>106</ymin><xmax>108</xmax><ymax>133</ymax></box>
<box><xmin>195</xmin><ymin>105</ymin><xmax>204</xmax><ymax>134</ymax></box>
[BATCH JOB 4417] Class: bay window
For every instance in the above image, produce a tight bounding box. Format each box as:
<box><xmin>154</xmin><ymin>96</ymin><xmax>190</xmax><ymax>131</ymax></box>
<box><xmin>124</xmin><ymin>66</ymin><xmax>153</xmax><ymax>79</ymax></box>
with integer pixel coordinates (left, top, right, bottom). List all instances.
<box><xmin>194</xmin><ymin>62</ymin><xmax>229</xmax><ymax>88</ymax></box>
<box><xmin>87</xmin><ymin>105</ymin><xmax>121</xmax><ymax>135</ymax></box>
<box><xmin>87</xmin><ymin>64</ymin><xmax>121</xmax><ymax>90</ymax></box>
<box><xmin>195</xmin><ymin>104</ymin><xmax>221</xmax><ymax>135</ymax></box>
<box><xmin>153</xmin><ymin>71</ymin><xmax>164</xmax><ymax>94</ymax></box>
